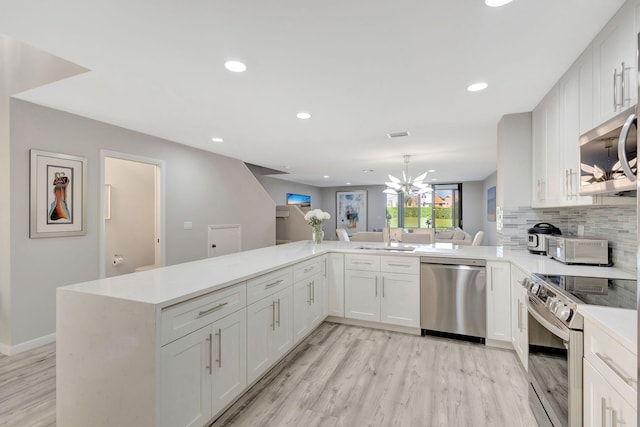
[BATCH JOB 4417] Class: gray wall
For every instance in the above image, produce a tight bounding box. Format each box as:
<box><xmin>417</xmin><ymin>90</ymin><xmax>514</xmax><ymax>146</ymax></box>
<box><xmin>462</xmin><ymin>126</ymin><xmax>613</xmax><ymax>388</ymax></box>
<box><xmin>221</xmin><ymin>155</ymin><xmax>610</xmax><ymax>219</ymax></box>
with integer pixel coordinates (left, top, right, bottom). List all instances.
<box><xmin>254</xmin><ymin>175</ymin><xmax>323</xmax><ymax>209</ymax></box>
<box><xmin>8</xmin><ymin>99</ymin><xmax>275</xmax><ymax>347</ymax></box>
<box><xmin>461</xmin><ymin>181</ymin><xmax>483</xmax><ymax>238</ymax></box>
<box><xmin>482</xmin><ymin>172</ymin><xmax>498</xmax><ymax>246</ymax></box>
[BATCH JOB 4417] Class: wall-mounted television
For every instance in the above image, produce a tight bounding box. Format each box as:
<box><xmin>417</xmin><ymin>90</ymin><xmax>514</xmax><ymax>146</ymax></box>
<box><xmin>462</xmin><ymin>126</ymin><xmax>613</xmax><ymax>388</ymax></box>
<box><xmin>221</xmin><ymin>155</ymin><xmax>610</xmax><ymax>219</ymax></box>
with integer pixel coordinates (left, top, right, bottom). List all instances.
<box><xmin>286</xmin><ymin>193</ymin><xmax>311</xmax><ymax>208</ymax></box>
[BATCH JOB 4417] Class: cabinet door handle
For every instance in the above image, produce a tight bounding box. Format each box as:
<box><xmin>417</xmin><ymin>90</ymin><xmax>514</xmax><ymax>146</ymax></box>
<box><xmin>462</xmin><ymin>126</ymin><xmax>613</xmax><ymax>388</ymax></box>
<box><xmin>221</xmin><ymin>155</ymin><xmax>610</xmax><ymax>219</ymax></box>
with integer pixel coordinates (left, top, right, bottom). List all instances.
<box><xmin>271</xmin><ymin>303</ymin><xmax>275</xmax><ymax>331</ymax></box>
<box><xmin>611</xmin><ymin>408</ymin><xmax>617</xmax><ymax>427</ymax></box>
<box><xmin>595</xmin><ymin>352</ymin><xmax>637</xmax><ymax>387</ymax></box>
<box><xmin>323</xmin><ymin>258</ymin><xmax>327</xmax><ymax>278</ymax></box>
<box><xmin>277</xmin><ymin>298</ymin><xmax>281</xmax><ymax>327</ymax></box>
<box><xmin>307</xmin><ymin>283</ymin><xmax>312</xmax><ymax>304</ymax></box>
<box><xmin>602</xmin><ymin>397</ymin><xmax>608</xmax><ymax>427</ymax></box>
<box><xmin>621</xmin><ymin>61</ymin><xmax>626</xmax><ymax>106</ymax></box>
<box><xmin>198</xmin><ymin>302</ymin><xmax>228</xmax><ymax>317</ymax></box>
<box><xmin>207</xmin><ymin>333</ymin><xmax>213</xmax><ymax>375</ymax></box>
<box><xmin>564</xmin><ymin>169</ymin><xmax>569</xmax><ymax>200</ymax></box>
<box><xmin>382</xmin><ymin>276</ymin><xmax>385</xmax><ymax>298</ymax></box>
<box><xmin>614</xmin><ymin>66</ymin><xmax>620</xmax><ymax>110</ymax></box>
<box><xmin>375</xmin><ymin>276</ymin><xmax>378</xmax><ymax>297</ymax></box>
<box><xmin>215</xmin><ymin>328</ymin><xmax>222</xmax><ymax>368</ymax></box>
<box><xmin>517</xmin><ymin>301</ymin><xmax>521</xmax><ymax>331</ymax></box>
<box><xmin>265</xmin><ymin>279</ymin><xmax>283</xmax><ymax>289</ymax></box>
<box><xmin>312</xmin><ymin>280</ymin><xmax>315</xmax><ymax>304</ymax></box>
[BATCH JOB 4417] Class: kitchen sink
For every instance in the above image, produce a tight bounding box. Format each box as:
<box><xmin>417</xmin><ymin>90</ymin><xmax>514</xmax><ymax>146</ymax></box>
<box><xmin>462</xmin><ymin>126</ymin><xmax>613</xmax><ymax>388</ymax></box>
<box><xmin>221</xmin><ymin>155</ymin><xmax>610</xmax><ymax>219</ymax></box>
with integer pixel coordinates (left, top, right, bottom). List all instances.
<box><xmin>355</xmin><ymin>245</ymin><xmax>416</xmax><ymax>252</ymax></box>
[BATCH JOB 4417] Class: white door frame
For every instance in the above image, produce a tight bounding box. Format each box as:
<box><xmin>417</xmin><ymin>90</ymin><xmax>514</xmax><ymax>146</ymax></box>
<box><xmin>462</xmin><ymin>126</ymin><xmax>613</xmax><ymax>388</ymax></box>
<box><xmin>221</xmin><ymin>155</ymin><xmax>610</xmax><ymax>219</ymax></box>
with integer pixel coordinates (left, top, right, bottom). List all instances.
<box><xmin>99</xmin><ymin>150</ymin><xmax>166</xmax><ymax>278</ymax></box>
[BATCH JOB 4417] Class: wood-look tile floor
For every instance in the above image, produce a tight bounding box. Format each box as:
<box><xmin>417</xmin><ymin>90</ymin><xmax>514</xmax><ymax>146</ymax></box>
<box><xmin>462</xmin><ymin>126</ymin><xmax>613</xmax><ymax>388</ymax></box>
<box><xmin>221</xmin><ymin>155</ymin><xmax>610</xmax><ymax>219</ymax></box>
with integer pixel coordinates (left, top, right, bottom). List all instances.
<box><xmin>0</xmin><ymin>323</ymin><xmax>538</xmax><ymax>427</ymax></box>
<box><xmin>212</xmin><ymin>323</ymin><xmax>538</xmax><ymax>427</ymax></box>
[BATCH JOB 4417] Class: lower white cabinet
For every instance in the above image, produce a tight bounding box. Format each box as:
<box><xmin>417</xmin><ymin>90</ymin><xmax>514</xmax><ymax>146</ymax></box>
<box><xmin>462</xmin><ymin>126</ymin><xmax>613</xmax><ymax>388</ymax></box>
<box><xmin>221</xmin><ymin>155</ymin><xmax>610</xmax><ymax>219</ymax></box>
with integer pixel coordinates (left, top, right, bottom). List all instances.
<box><xmin>379</xmin><ymin>272</ymin><xmax>420</xmax><ymax>328</ymax></box>
<box><xmin>584</xmin><ymin>358</ymin><xmax>637</xmax><ymax>427</ymax></box>
<box><xmin>486</xmin><ymin>261</ymin><xmax>511</xmax><ymax>343</ymax></box>
<box><xmin>160</xmin><ymin>325</ymin><xmax>213</xmax><ymax>427</ymax></box>
<box><xmin>293</xmin><ymin>272</ymin><xmax>322</xmax><ymax>344</ymax></box>
<box><xmin>510</xmin><ymin>265</ymin><xmax>528</xmax><ymax>370</ymax></box>
<box><xmin>160</xmin><ymin>308</ymin><xmax>246</xmax><ymax>427</ymax></box>
<box><xmin>344</xmin><ymin>255</ymin><xmax>420</xmax><ymax>328</ymax></box>
<box><xmin>323</xmin><ymin>253</ymin><xmax>345</xmax><ymax>317</ymax></box>
<box><xmin>247</xmin><ymin>286</ymin><xmax>293</xmax><ymax>385</ymax></box>
<box><xmin>345</xmin><ymin>269</ymin><xmax>381</xmax><ymax>321</ymax></box>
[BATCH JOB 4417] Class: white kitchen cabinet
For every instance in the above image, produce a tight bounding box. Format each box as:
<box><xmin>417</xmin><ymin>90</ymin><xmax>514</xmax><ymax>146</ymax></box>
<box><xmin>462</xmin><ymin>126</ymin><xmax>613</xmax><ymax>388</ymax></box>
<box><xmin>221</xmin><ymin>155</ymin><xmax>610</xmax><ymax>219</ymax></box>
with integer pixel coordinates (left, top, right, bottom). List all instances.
<box><xmin>247</xmin><ymin>286</ymin><xmax>293</xmax><ymax>384</ymax></box>
<box><xmin>211</xmin><ymin>308</ymin><xmax>247</xmax><ymax>416</ymax></box>
<box><xmin>160</xmin><ymin>325</ymin><xmax>213</xmax><ymax>427</ymax></box>
<box><xmin>293</xmin><ymin>272</ymin><xmax>322</xmax><ymax>344</ymax></box>
<box><xmin>486</xmin><ymin>261</ymin><xmax>511</xmax><ymax>344</ymax></box>
<box><xmin>510</xmin><ymin>265</ymin><xmax>528</xmax><ymax>371</ymax></box>
<box><xmin>379</xmin><ymin>272</ymin><xmax>420</xmax><ymax>328</ymax></box>
<box><xmin>531</xmin><ymin>101</ymin><xmax>547</xmax><ymax>207</ymax></box>
<box><xmin>592</xmin><ymin>0</ymin><xmax>637</xmax><ymax>125</ymax></box>
<box><xmin>345</xmin><ymin>255</ymin><xmax>419</xmax><ymax>328</ymax></box>
<box><xmin>584</xmin><ymin>359</ymin><xmax>637</xmax><ymax>427</ymax></box>
<box><xmin>323</xmin><ymin>253</ymin><xmax>345</xmax><ymax>317</ymax></box>
<box><xmin>344</xmin><ymin>269</ymin><xmax>381</xmax><ymax>322</ymax></box>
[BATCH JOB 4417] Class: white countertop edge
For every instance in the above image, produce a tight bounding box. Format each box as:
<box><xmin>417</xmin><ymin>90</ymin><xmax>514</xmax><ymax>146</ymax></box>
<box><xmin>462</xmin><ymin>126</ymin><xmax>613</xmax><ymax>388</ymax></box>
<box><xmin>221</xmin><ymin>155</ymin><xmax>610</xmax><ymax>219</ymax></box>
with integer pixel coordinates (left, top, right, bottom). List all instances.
<box><xmin>58</xmin><ymin>240</ymin><xmax>637</xmax><ymax>309</ymax></box>
<box><xmin>578</xmin><ymin>305</ymin><xmax>637</xmax><ymax>354</ymax></box>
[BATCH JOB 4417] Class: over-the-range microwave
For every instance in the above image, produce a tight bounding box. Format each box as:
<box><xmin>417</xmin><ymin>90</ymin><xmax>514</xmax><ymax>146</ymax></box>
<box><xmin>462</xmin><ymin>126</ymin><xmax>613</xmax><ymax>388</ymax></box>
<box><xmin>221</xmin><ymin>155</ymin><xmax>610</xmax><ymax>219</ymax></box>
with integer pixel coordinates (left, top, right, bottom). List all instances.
<box><xmin>579</xmin><ymin>105</ymin><xmax>637</xmax><ymax>195</ymax></box>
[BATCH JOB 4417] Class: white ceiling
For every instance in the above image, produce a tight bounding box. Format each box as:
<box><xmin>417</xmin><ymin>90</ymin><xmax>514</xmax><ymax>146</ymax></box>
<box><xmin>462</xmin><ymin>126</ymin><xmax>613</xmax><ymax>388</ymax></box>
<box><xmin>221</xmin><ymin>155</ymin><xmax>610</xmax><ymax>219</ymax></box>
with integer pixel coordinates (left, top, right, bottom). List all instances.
<box><xmin>0</xmin><ymin>0</ymin><xmax>627</xmax><ymax>187</ymax></box>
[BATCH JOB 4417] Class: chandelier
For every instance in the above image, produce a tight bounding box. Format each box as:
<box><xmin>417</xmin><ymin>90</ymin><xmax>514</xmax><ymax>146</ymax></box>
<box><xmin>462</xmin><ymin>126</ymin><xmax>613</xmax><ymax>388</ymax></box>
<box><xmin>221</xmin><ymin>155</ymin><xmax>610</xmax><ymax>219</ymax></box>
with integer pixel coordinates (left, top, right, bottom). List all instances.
<box><xmin>383</xmin><ymin>155</ymin><xmax>432</xmax><ymax>195</ymax></box>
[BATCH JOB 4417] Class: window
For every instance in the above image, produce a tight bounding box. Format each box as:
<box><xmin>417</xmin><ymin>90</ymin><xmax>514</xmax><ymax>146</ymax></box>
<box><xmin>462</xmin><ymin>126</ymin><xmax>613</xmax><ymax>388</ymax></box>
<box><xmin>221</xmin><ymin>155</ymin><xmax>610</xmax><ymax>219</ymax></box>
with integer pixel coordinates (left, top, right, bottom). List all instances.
<box><xmin>386</xmin><ymin>183</ymin><xmax>462</xmax><ymax>231</ymax></box>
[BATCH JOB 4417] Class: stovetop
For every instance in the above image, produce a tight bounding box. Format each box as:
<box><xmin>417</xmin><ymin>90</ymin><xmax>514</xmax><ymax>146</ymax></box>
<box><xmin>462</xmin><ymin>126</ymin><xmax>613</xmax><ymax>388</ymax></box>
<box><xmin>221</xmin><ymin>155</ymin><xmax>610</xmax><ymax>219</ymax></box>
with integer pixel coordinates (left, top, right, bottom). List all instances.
<box><xmin>532</xmin><ymin>273</ymin><xmax>637</xmax><ymax>310</ymax></box>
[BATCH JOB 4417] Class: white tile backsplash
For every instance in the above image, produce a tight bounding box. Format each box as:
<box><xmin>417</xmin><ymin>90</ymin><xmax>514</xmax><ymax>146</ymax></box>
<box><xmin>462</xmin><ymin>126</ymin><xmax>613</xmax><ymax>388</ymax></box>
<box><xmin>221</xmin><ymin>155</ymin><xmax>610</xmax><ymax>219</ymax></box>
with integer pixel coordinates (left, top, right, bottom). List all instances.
<box><xmin>498</xmin><ymin>205</ymin><xmax>637</xmax><ymax>272</ymax></box>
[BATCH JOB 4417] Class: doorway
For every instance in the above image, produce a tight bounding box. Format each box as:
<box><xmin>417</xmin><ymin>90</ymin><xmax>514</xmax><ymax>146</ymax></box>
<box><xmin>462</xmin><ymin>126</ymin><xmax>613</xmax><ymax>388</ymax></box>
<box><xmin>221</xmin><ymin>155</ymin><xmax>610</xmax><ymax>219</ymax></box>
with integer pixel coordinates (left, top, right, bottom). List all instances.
<box><xmin>99</xmin><ymin>151</ymin><xmax>165</xmax><ymax>278</ymax></box>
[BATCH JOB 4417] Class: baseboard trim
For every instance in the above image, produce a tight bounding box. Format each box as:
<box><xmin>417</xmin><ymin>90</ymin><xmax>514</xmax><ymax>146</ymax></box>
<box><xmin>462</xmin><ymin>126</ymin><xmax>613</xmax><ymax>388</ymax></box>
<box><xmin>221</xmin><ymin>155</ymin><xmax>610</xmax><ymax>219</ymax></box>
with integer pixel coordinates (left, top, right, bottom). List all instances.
<box><xmin>325</xmin><ymin>316</ymin><xmax>421</xmax><ymax>336</ymax></box>
<box><xmin>0</xmin><ymin>333</ymin><xmax>56</xmax><ymax>356</ymax></box>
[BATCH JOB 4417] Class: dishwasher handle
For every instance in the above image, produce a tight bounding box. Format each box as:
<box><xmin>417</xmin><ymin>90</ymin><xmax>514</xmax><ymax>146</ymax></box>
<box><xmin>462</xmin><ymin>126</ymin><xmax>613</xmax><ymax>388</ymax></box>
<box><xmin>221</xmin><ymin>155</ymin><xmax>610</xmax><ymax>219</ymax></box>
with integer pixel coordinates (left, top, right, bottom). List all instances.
<box><xmin>420</xmin><ymin>256</ymin><xmax>486</xmax><ymax>267</ymax></box>
<box><xmin>421</xmin><ymin>263</ymin><xmax>486</xmax><ymax>273</ymax></box>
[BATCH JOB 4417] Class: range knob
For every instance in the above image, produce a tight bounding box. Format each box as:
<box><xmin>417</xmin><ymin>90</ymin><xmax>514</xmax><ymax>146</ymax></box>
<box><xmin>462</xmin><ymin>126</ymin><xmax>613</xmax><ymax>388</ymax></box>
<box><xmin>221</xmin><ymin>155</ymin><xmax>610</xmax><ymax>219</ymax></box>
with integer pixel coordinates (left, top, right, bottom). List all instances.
<box><xmin>529</xmin><ymin>282</ymin><xmax>540</xmax><ymax>295</ymax></box>
<box><xmin>556</xmin><ymin>305</ymin><xmax>573</xmax><ymax>322</ymax></box>
<box><xmin>545</xmin><ymin>297</ymin><xmax>558</xmax><ymax>310</ymax></box>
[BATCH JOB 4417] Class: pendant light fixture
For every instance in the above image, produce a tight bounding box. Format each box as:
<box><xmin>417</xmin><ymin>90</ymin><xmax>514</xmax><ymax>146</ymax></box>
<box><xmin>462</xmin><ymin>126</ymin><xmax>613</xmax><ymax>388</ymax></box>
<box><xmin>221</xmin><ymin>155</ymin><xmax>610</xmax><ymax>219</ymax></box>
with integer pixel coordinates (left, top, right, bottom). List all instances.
<box><xmin>384</xmin><ymin>155</ymin><xmax>432</xmax><ymax>195</ymax></box>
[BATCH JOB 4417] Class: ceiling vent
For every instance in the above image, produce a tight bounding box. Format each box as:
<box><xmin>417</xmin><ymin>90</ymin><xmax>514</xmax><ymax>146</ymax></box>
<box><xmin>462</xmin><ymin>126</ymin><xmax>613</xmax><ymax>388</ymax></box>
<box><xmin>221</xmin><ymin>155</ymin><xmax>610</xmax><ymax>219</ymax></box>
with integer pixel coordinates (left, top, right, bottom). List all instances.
<box><xmin>387</xmin><ymin>131</ymin><xmax>410</xmax><ymax>139</ymax></box>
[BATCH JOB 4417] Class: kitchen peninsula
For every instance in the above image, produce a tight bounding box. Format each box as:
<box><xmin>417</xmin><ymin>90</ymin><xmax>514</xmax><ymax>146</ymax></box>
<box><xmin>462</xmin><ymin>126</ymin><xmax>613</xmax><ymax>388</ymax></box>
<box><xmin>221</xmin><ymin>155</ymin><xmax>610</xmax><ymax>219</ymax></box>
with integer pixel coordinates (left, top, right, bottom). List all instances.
<box><xmin>56</xmin><ymin>240</ymin><xmax>636</xmax><ymax>426</ymax></box>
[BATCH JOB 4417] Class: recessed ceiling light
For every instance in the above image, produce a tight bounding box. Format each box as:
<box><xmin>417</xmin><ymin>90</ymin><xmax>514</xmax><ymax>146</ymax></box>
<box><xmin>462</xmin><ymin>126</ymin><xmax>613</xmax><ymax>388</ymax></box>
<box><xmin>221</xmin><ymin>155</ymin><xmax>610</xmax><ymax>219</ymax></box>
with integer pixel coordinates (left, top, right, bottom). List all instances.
<box><xmin>211</xmin><ymin>137</ymin><xmax>224</xmax><ymax>143</ymax></box>
<box><xmin>428</xmin><ymin>169</ymin><xmax>436</xmax><ymax>173</ymax></box>
<box><xmin>485</xmin><ymin>0</ymin><xmax>513</xmax><ymax>6</ymax></box>
<box><xmin>284</xmin><ymin>165</ymin><xmax>291</xmax><ymax>170</ymax></box>
<box><xmin>467</xmin><ymin>82</ymin><xmax>488</xmax><ymax>92</ymax></box>
<box><xmin>345</xmin><ymin>182</ymin><xmax>351</xmax><ymax>185</ymax></box>
<box><xmin>297</xmin><ymin>112</ymin><xmax>311</xmax><ymax>120</ymax></box>
<box><xmin>224</xmin><ymin>60</ymin><xmax>247</xmax><ymax>73</ymax></box>
<box><xmin>323</xmin><ymin>175</ymin><xmax>329</xmax><ymax>179</ymax></box>
<box><xmin>432</xmin><ymin>178</ymin><xmax>437</xmax><ymax>181</ymax></box>
<box><xmin>362</xmin><ymin>169</ymin><xmax>374</xmax><ymax>173</ymax></box>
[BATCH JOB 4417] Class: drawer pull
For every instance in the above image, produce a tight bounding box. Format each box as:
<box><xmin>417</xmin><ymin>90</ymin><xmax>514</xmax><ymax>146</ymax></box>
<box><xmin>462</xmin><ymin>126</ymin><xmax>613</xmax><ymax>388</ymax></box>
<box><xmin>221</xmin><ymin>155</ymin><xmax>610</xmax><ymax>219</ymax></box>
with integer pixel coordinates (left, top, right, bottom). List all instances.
<box><xmin>387</xmin><ymin>262</ymin><xmax>410</xmax><ymax>267</ymax></box>
<box><xmin>304</xmin><ymin>266</ymin><xmax>314</xmax><ymax>273</ymax></box>
<box><xmin>198</xmin><ymin>302</ymin><xmax>228</xmax><ymax>317</ymax></box>
<box><xmin>596</xmin><ymin>352</ymin><xmax>637</xmax><ymax>388</ymax></box>
<box><xmin>353</xmin><ymin>261</ymin><xmax>372</xmax><ymax>265</ymax></box>
<box><xmin>265</xmin><ymin>279</ymin><xmax>283</xmax><ymax>289</ymax></box>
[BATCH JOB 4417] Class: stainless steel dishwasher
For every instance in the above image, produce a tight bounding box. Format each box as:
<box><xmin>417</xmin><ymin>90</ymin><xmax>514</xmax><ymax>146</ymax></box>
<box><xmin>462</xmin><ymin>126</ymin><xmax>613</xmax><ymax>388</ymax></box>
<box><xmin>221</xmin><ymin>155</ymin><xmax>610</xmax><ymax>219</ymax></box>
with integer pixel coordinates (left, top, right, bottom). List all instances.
<box><xmin>420</xmin><ymin>256</ymin><xmax>486</xmax><ymax>343</ymax></box>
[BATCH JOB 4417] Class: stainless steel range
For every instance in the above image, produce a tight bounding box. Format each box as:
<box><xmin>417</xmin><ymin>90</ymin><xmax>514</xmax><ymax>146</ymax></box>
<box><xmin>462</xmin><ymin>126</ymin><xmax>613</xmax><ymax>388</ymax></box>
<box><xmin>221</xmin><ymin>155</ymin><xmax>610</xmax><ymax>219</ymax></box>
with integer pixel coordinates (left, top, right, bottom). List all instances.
<box><xmin>522</xmin><ymin>273</ymin><xmax>637</xmax><ymax>427</ymax></box>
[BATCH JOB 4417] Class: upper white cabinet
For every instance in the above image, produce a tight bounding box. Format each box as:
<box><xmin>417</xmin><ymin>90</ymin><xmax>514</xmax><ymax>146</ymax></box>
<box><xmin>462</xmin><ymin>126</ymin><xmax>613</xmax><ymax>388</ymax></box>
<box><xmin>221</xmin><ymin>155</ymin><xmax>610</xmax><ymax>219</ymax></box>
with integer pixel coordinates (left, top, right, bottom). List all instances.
<box><xmin>592</xmin><ymin>0</ymin><xmax>638</xmax><ymax>125</ymax></box>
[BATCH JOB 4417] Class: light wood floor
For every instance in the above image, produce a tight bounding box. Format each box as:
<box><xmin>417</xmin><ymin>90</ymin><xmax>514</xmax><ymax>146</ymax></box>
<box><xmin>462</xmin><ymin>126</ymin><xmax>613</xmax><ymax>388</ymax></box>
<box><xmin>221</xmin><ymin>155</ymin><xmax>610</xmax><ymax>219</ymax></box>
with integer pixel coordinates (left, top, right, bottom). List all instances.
<box><xmin>0</xmin><ymin>323</ymin><xmax>538</xmax><ymax>427</ymax></box>
<box><xmin>212</xmin><ymin>323</ymin><xmax>538</xmax><ymax>427</ymax></box>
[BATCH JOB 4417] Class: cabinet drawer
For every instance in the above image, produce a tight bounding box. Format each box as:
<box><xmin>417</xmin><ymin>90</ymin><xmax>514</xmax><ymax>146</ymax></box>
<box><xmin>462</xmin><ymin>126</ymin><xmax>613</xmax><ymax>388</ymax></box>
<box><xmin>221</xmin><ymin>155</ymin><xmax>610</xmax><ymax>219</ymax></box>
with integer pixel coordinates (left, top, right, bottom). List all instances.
<box><xmin>380</xmin><ymin>256</ymin><xmax>419</xmax><ymax>274</ymax></box>
<box><xmin>345</xmin><ymin>254</ymin><xmax>380</xmax><ymax>271</ymax></box>
<box><xmin>584</xmin><ymin>318</ymin><xmax>637</xmax><ymax>408</ymax></box>
<box><xmin>293</xmin><ymin>258</ymin><xmax>321</xmax><ymax>282</ymax></box>
<box><xmin>247</xmin><ymin>267</ymin><xmax>293</xmax><ymax>305</ymax></box>
<box><xmin>161</xmin><ymin>282</ymin><xmax>246</xmax><ymax>346</ymax></box>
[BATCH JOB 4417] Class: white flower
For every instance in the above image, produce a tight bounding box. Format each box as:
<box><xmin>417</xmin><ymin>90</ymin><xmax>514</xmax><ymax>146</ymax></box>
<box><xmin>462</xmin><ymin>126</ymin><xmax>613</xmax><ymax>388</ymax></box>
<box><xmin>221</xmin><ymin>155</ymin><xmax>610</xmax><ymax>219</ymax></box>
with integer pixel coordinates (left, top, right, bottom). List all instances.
<box><xmin>304</xmin><ymin>209</ymin><xmax>330</xmax><ymax>227</ymax></box>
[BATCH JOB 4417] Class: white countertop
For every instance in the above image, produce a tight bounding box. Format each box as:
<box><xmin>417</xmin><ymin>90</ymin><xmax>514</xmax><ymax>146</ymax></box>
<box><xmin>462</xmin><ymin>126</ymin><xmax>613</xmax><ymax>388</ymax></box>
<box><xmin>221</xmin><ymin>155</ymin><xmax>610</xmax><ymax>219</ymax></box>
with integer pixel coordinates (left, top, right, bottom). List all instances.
<box><xmin>579</xmin><ymin>305</ymin><xmax>637</xmax><ymax>355</ymax></box>
<box><xmin>60</xmin><ymin>240</ymin><xmax>636</xmax><ymax>309</ymax></box>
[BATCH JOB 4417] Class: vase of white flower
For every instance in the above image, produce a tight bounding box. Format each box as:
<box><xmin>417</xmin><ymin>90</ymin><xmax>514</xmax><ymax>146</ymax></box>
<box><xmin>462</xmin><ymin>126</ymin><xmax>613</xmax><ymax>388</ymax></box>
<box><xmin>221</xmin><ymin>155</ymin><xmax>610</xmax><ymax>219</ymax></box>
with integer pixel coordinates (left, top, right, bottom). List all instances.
<box><xmin>304</xmin><ymin>209</ymin><xmax>331</xmax><ymax>245</ymax></box>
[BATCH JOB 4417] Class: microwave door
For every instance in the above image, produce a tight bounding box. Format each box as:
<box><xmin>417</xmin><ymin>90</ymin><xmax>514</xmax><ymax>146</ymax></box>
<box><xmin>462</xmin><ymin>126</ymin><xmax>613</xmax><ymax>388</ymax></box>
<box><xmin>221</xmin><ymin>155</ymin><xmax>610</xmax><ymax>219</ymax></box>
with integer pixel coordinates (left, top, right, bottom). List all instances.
<box><xmin>617</xmin><ymin>112</ymin><xmax>637</xmax><ymax>181</ymax></box>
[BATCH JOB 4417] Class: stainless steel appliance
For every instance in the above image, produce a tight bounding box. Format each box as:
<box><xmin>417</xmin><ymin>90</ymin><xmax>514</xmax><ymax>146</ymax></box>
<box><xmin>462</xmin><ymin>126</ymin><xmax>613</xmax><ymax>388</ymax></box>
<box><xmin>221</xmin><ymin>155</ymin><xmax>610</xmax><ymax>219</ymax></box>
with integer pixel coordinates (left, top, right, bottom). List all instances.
<box><xmin>546</xmin><ymin>235</ymin><xmax>610</xmax><ymax>266</ymax></box>
<box><xmin>523</xmin><ymin>273</ymin><xmax>637</xmax><ymax>427</ymax></box>
<box><xmin>579</xmin><ymin>105</ymin><xmax>637</xmax><ymax>195</ymax></box>
<box><xmin>420</xmin><ymin>257</ymin><xmax>486</xmax><ymax>343</ymax></box>
<box><xmin>527</xmin><ymin>222</ymin><xmax>562</xmax><ymax>255</ymax></box>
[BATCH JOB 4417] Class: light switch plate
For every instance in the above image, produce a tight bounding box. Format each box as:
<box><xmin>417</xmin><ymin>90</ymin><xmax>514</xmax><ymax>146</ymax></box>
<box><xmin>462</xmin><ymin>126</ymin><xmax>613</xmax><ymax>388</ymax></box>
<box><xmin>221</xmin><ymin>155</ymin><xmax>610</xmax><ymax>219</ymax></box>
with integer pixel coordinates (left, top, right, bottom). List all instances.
<box><xmin>184</xmin><ymin>221</ymin><xmax>193</xmax><ymax>230</ymax></box>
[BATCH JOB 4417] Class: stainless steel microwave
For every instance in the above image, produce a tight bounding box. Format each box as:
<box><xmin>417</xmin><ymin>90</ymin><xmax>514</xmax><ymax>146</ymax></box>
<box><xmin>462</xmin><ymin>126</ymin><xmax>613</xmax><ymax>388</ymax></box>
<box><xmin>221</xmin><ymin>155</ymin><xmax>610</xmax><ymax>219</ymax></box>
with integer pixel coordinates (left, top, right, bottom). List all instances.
<box><xmin>579</xmin><ymin>105</ymin><xmax>637</xmax><ymax>195</ymax></box>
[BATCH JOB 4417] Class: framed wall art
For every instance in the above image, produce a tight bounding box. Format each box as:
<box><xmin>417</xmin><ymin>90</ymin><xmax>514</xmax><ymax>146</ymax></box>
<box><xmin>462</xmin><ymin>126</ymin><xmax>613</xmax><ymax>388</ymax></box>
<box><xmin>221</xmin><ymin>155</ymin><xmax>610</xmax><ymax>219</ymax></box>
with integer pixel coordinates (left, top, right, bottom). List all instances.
<box><xmin>30</xmin><ymin>150</ymin><xmax>87</xmax><ymax>238</ymax></box>
<box><xmin>336</xmin><ymin>190</ymin><xmax>367</xmax><ymax>233</ymax></box>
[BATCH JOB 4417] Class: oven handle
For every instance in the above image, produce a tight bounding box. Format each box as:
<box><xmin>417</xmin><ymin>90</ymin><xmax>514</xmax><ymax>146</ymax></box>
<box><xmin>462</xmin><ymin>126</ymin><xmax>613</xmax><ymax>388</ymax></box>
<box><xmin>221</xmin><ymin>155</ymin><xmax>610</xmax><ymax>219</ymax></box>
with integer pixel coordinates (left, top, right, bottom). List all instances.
<box><xmin>526</xmin><ymin>297</ymin><xmax>570</xmax><ymax>341</ymax></box>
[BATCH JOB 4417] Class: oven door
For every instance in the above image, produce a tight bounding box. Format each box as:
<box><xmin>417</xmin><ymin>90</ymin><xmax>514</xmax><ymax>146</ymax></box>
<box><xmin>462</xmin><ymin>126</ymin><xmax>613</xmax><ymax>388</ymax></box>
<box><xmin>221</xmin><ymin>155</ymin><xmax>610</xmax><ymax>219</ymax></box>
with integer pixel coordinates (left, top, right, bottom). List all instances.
<box><xmin>526</xmin><ymin>296</ymin><xmax>583</xmax><ymax>427</ymax></box>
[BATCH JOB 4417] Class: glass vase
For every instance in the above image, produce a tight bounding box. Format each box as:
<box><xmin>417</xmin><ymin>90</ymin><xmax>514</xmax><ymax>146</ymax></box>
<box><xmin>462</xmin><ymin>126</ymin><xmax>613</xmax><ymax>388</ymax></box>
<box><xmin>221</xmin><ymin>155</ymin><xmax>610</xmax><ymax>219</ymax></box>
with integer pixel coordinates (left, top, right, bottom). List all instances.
<box><xmin>312</xmin><ymin>227</ymin><xmax>324</xmax><ymax>245</ymax></box>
